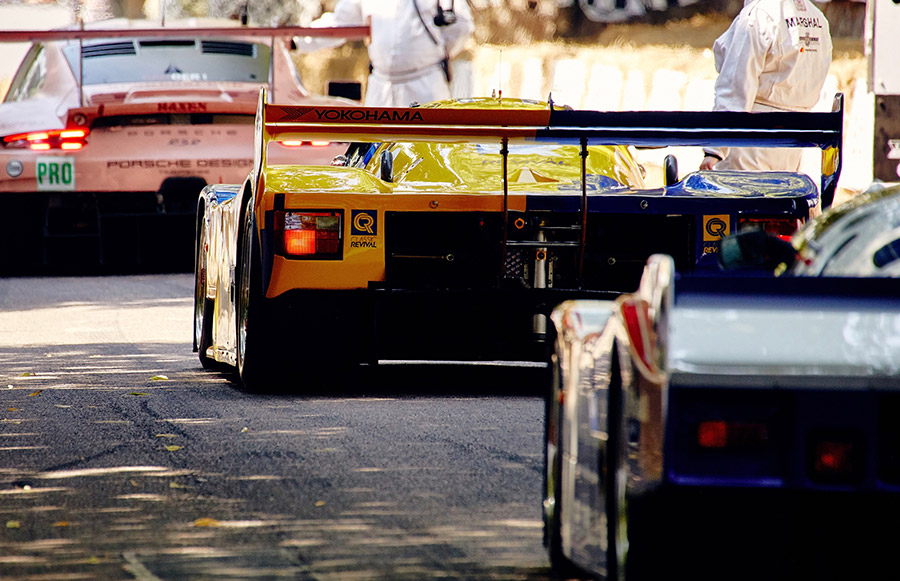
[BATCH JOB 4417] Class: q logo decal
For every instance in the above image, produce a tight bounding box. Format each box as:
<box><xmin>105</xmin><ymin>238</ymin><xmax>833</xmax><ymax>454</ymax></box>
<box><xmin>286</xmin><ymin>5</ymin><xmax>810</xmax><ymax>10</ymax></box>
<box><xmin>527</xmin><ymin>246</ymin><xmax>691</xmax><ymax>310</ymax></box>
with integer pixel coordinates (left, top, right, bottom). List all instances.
<box><xmin>351</xmin><ymin>210</ymin><xmax>377</xmax><ymax>236</ymax></box>
<box><xmin>703</xmin><ymin>215</ymin><xmax>729</xmax><ymax>241</ymax></box>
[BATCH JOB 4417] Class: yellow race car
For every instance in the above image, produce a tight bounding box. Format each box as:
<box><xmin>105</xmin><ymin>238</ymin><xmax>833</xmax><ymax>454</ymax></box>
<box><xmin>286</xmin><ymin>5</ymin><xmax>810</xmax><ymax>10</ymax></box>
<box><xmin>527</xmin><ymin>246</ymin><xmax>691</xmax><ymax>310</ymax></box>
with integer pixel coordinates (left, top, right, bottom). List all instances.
<box><xmin>194</xmin><ymin>89</ymin><xmax>842</xmax><ymax>389</ymax></box>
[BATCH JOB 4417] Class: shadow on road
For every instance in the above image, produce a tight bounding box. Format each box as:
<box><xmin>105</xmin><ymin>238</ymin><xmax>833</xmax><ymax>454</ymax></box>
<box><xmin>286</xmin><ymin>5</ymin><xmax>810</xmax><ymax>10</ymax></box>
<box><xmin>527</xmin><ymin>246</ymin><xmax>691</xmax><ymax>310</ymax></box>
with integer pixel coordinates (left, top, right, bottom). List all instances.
<box><xmin>224</xmin><ymin>362</ymin><xmax>551</xmax><ymax>399</ymax></box>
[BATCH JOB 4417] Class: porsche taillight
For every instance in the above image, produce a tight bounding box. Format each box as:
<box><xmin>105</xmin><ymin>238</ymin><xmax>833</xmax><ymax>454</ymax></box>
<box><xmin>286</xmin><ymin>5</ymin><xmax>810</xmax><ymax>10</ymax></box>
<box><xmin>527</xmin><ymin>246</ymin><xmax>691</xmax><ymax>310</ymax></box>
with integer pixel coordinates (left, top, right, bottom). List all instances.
<box><xmin>738</xmin><ymin>217</ymin><xmax>801</xmax><ymax>243</ymax></box>
<box><xmin>276</xmin><ymin>140</ymin><xmax>332</xmax><ymax>148</ymax></box>
<box><xmin>277</xmin><ymin>211</ymin><xmax>342</xmax><ymax>259</ymax></box>
<box><xmin>2</xmin><ymin>129</ymin><xmax>89</xmax><ymax>151</ymax></box>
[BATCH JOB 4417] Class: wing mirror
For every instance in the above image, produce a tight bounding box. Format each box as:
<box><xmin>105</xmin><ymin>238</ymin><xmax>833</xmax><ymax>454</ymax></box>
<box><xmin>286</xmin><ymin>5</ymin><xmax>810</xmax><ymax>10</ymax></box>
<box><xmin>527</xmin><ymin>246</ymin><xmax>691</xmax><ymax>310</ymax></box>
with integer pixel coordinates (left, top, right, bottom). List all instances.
<box><xmin>718</xmin><ymin>229</ymin><xmax>797</xmax><ymax>272</ymax></box>
<box><xmin>380</xmin><ymin>150</ymin><xmax>394</xmax><ymax>182</ymax></box>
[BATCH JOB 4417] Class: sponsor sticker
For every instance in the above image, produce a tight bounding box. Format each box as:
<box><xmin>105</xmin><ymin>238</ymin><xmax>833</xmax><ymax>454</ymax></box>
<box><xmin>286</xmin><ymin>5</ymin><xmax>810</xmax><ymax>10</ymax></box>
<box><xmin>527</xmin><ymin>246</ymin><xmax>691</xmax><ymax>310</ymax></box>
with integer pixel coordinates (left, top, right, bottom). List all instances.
<box><xmin>351</xmin><ymin>210</ymin><xmax>377</xmax><ymax>236</ymax></box>
<box><xmin>158</xmin><ymin>102</ymin><xmax>208</xmax><ymax>113</ymax></box>
<box><xmin>35</xmin><ymin>156</ymin><xmax>75</xmax><ymax>191</ymax></box>
<box><xmin>350</xmin><ymin>210</ymin><xmax>378</xmax><ymax>249</ymax></box>
<box><xmin>702</xmin><ymin>214</ymin><xmax>729</xmax><ymax>242</ymax></box>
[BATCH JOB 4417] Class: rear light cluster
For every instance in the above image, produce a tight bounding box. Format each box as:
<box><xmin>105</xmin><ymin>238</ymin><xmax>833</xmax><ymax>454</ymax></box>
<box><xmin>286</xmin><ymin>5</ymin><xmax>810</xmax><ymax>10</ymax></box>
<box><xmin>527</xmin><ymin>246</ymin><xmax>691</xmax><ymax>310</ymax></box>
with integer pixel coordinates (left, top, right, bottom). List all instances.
<box><xmin>673</xmin><ymin>390</ymin><xmax>889</xmax><ymax>488</ymax></box>
<box><xmin>738</xmin><ymin>217</ymin><xmax>801</xmax><ymax>242</ymax></box>
<box><xmin>691</xmin><ymin>418</ymin><xmax>865</xmax><ymax>485</ymax></box>
<box><xmin>276</xmin><ymin>211</ymin><xmax>342</xmax><ymax>259</ymax></box>
<box><xmin>2</xmin><ymin>129</ymin><xmax>89</xmax><ymax>151</ymax></box>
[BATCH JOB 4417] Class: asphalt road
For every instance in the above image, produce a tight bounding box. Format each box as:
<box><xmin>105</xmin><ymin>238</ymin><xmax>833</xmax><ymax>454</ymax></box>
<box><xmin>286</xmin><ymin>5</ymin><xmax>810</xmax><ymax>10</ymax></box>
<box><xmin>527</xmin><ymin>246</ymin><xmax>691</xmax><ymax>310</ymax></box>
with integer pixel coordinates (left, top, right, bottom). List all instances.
<box><xmin>0</xmin><ymin>274</ymin><xmax>557</xmax><ymax>580</ymax></box>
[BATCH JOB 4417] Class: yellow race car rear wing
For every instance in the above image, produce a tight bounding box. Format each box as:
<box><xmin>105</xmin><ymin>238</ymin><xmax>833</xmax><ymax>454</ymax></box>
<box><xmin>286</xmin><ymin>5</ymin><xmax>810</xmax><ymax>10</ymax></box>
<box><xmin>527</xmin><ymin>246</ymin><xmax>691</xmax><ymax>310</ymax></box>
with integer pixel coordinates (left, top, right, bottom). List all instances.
<box><xmin>254</xmin><ymin>88</ymin><xmax>844</xmax><ymax>207</ymax></box>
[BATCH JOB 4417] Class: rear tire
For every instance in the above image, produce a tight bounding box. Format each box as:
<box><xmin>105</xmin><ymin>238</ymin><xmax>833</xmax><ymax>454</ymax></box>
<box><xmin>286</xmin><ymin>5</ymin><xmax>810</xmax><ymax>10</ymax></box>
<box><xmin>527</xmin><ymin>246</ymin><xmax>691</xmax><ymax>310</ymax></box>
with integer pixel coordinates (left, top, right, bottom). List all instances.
<box><xmin>235</xmin><ymin>209</ymin><xmax>273</xmax><ymax>390</ymax></box>
<box><xmin>197</xmin><ymin>298</ymin><xmax>216</xmax><ymax>370</ymax></box>
<box><xmin>606</xmin><ymin>346</ymin><xmax>628</xmax><ymax>581</ymax></box>
<box><xmin>544</xmin><ymin>354</ymin><xmax>582</xmax><ymax>577</ymax></box>
<box><xmin>194</xmin><ymin>213</ymin><xmax>216</xmax><ymax>370</ymax></box>
<box><xmin>545</xmin><ymin>344</ymin><xmax>628</xmax><ymax>581</ymax></box>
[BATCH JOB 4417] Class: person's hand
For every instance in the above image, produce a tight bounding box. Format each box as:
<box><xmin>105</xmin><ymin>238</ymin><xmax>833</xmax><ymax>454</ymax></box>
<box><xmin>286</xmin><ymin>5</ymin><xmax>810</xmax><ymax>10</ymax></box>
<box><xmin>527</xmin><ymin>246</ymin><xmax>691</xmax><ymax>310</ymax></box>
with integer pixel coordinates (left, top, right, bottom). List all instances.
<box><xmin>699</xmin><ymin>155</ymin><xmax>719</xmax><ymax>170</ymax></box>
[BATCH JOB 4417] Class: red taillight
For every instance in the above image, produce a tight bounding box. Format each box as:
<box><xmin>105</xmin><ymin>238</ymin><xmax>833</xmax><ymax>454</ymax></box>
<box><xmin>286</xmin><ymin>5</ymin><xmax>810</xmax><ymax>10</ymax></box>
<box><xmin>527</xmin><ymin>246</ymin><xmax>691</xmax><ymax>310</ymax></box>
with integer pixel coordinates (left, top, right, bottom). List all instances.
<box><xmin>815</xmin><ymin>441</ymin><xmax>854</xmax><ymax>473</ymax></box>
<box><xmin>3</xmin><ymin>128</ymin><xmax>89</xmax><ymax>151</ymax></box>
<box><xmin>278</xmin><ymin>211</ymin><xmax>342</xmax><ymax>258</ymax></box>
<box><xmin>808</xmin><ymin>432</ymin><xmax>863</xmax><ymax>484</ymax></box>
<box><xmin>276</xmin><ymin>140</ymin><xmax>331</xmax><ymax>148</ymax></box>
<box><xmin>284</xmin><ymin>230</ymin><xmax>316</xmax><ymax>255</ymax></box>
<box><xmin>698</xmin><ymin>421</ymin><xmax>728</xmax><ymax>448</ymax></box>
<box><xmin>738</xmin><ymin>217</ymin><xmax>800</xmax><ymax>243</ymax></box>
<box><xmin>697</xmin><ymin>421</ymin><xmax>768</xmax><ymax>449</ymax></box>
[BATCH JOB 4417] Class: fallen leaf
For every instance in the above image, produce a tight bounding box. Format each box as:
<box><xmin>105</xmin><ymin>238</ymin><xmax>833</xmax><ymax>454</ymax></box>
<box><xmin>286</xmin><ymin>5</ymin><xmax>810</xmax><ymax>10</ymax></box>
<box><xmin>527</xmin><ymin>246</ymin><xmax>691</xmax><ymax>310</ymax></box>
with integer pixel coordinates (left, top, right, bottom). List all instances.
<box><xmin>155</xmin><ymin>434</ymin><xmax>177</xmax><ymax>438</ymax></box>
<box><xmin>165</xmin><ymin>445</ymin><xmax>183</xmax><ymax>452</ymax></box>
<box><xmin>240</xmin><ymin>427</ymin><xmax>249</xmax><ymax>433</ymax></box>
<box><xmin>315</xmin><ymin>501</ymin><xmax>326</xmax><ymax>507</ymax></box>
<box><xmin>52</xmin><ymin>521</ymin><xmax>69</xmax><ymax>527</ymax></box>
<box><xmin>7</xmin><ymin>408</ymin><xmax>19</xmax><ymax>412</ymax></box>
<box><xmin>130</xmin><ymin>480</ymin><xmax>139</xmax><ymax>488</ymax></box>
<box><xmin>18</xmin><ymin>372</ymin><xmax>35</xmax><ymax>377</ymax></box>
<box><xmin>169</xmin><ymin>482</ymin><xmax>190</xmax><ymax>489</ymax></box>
<box><xmin>194</xmin><ymin>517</ymin><xmax>220</xmax><ymax>527</ymax></box>
<box><xmin>6</xmin><ymin>521</ymin><xmax>20</xmax><ymax>528</ymax></box>
<box><xmin>128</xmin><ymin>392</ymin><xmax>149</xmax><ymax>396</ymax></box>
<box><xmin>27</xmin><ymin>390</ymin><xmax>42</xmax><ymax>397</ymax></box>
<box><xmin>149</xmin><ymin>375</ymin><xmax>169</xmax><ymax>381</ymax></box>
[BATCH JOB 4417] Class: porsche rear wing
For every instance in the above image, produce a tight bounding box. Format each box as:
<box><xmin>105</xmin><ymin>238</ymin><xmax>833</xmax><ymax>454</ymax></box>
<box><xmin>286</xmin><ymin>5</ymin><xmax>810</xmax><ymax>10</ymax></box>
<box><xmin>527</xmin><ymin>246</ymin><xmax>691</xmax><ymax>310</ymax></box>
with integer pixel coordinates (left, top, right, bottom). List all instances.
<box><xmin>0</xmin><ymin>26</ymin><xmax>368</xmax><ymax>43</ymax></box>
<box><xmin>255</xmin><ymin>88</ymin><xmax>844</xmax><ymax>208</ymax></box>
<box><xmin>0</xmin><ymin>25</ymin><xmax>368</xmax><ymax>107</ymax></box>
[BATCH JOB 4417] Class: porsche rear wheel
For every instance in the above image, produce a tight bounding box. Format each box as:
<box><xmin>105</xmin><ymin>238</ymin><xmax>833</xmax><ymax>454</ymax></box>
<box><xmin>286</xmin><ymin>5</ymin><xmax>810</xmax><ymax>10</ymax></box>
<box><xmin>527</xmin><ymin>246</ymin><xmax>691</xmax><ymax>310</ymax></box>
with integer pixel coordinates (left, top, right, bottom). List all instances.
<box><xmin>236</xmin><ymin>210</ymin><xmax>273</xmax><ymax>390</ymax></box>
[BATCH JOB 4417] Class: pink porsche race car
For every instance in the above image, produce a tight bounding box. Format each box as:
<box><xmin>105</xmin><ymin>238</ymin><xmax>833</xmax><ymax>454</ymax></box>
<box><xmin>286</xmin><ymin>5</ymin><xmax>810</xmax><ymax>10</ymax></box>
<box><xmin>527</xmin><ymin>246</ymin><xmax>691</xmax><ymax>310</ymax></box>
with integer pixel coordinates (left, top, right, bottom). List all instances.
<box><xmin>0</xmin><ymin>19</ymin><xmax>365</xmax><ymax>274</ymax></box>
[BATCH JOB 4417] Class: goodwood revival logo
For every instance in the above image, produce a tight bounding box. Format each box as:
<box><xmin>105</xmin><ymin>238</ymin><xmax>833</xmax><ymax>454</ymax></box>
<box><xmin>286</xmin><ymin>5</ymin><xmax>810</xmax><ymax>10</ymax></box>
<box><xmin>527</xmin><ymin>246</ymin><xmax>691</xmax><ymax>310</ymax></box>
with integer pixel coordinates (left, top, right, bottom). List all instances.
<box><xmin>703</xmin><ymin>215</ymin><xmax>730</xmax><ymax>241</ymax></box>
<box><xmin>351</xmin><ymin>210</ymin><xmax>377</xmax><ymax>236</ymax></box>
<box><xmin>350</xmin><ymin>210</ymin><xmax>378</xmax><ymax>248</ymax></box>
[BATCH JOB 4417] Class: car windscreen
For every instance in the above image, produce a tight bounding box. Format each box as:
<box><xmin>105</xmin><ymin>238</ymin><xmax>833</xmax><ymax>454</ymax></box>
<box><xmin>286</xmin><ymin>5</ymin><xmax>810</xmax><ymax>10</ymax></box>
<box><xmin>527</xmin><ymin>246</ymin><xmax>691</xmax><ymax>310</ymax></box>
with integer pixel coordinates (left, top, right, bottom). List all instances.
<box><xmin>62</xmin><ymin>38</ymin><xmax>271</xmax><ymax>85</ymax></box>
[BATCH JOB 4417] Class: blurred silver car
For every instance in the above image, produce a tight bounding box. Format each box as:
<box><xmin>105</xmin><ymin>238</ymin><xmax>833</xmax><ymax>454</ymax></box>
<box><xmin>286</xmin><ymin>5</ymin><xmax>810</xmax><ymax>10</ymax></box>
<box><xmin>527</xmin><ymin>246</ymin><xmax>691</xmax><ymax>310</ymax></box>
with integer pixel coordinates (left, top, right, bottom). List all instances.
<box><xmin>545</xmin><ymin>183</ymin><xmax>900</xmax><ymax>580</ymax></box>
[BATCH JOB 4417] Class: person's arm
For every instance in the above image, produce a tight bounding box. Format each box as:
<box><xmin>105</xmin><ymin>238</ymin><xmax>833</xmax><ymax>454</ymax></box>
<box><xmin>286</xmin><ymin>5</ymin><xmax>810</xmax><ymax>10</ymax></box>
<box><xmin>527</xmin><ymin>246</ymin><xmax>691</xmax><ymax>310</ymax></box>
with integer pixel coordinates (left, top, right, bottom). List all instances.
<box><xmin>438</xmin><ymin>0</ymin><xmax>475</xmax><ymax>59</ymax></box>
<box><xmin>699</xmin><ymin>151</ymin><xmax>722</xmax><ymax>170</ymax></box>
<box><xmin>292</xmin><ymin>0</ymin><xmax>363</xmax><ymax>53</ymax></box>
<box><xmin>701</xmin><ymin>6</ymin><xmax>773</xmax><ymax>168</ymax></box>
<box><xmin>712</xmin><ymin>8</ymin><xmax>772</xmax><ymax>113</ymax></box>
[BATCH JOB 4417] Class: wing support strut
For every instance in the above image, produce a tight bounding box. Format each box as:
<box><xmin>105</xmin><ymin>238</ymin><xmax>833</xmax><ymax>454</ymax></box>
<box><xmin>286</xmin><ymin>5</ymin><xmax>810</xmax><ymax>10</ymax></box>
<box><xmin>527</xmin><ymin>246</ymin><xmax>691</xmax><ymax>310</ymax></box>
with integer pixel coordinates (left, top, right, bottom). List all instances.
<box><xmin>578</xmin><ymin>137</ymin><xmax>588</xmax><ymax>287</ymax></box>
<box><xmin>500</xmin><ymin>136</ymin><xmax>510</xmax><ymax>285</ymax></box>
